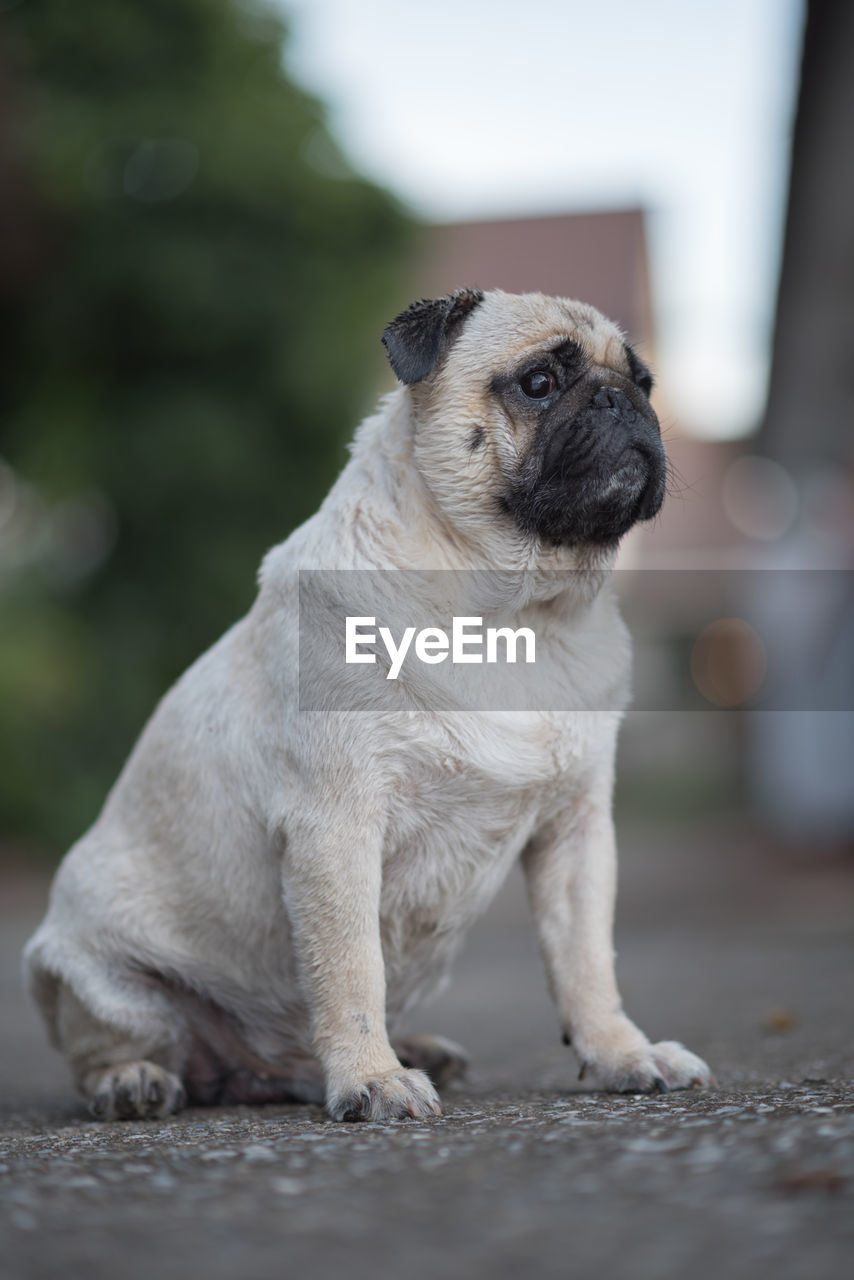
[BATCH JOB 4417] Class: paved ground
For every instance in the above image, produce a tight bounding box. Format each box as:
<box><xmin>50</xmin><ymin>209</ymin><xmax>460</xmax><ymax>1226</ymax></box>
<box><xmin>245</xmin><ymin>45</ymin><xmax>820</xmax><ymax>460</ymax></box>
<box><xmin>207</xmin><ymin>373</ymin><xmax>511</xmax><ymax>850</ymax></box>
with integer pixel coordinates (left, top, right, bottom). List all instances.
<box><xmin>2</xmin><ymin>817</ymin><xmax>853</xmax><ymax>1280</ymax></box>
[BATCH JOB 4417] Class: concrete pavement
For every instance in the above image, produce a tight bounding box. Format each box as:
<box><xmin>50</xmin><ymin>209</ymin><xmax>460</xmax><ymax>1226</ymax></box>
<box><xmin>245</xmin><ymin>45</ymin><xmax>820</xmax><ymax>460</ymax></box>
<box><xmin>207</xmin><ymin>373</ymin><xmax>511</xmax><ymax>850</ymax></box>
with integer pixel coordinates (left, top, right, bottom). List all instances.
<box><xmin>2</xmin><ymin>819</ymin><xmax>853</xmax><ymax>1279</ymax></box>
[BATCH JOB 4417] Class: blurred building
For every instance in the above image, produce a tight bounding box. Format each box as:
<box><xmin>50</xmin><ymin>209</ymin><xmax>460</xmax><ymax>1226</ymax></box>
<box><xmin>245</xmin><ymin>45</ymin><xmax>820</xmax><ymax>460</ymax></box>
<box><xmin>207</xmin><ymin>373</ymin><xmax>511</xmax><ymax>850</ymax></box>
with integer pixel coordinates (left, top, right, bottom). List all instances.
<box><xmin>415</xmin><ymin>208</ymin><xmax>654</xmax><ymax>354</ymax></box>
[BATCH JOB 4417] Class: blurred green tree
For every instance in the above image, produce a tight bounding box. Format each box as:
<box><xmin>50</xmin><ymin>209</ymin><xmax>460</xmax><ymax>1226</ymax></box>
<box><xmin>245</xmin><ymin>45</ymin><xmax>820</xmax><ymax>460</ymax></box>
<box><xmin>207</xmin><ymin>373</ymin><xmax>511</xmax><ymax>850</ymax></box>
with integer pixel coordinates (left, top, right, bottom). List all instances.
<box><xmin>0</xmin><ymin>0</ymin><xmax>414</xmax><ymax>852</ymax></box>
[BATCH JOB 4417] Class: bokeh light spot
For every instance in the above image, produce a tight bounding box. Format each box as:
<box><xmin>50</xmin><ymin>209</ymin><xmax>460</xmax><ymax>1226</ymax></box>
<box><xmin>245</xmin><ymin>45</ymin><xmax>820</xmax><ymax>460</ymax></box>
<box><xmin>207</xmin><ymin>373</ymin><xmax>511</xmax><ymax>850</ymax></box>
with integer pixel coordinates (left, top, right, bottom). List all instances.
<box><xmin>123</xmin><ymin>140</ymin><xmax>200</xmax><ymax>204</ymax></box>
<box><xmin>0</xmin><ymin>460</ymin><xmax>17</xmax><ymax>536</ymax></box>
<box><xmin>722</xmin><ymin>454</ymin><xmax>799</xmax><ymax>541</ymax></box>
<box><xmin>47</xmin><ymin>493</ymin><xmax>118</xmax><ymax>586</ymax></box>
<box><xmin>690</xmin><ymin>617</ymin><xmax>767</xmax><ymax>707</ymax></box>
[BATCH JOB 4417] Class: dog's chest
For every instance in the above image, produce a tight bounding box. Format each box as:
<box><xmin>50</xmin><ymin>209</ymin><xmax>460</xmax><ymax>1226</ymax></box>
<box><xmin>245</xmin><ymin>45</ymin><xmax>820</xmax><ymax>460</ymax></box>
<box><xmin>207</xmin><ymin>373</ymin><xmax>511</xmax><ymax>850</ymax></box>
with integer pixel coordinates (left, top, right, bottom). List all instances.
<box><xmin>374</xmin><ymin>712</ymin><xmax>595</xmax><ymax>1017</ymax></box>
<box><xmin>380</xmin><ymin>712</ymin><xmax>584</xmax><ymax>912</ymax></box>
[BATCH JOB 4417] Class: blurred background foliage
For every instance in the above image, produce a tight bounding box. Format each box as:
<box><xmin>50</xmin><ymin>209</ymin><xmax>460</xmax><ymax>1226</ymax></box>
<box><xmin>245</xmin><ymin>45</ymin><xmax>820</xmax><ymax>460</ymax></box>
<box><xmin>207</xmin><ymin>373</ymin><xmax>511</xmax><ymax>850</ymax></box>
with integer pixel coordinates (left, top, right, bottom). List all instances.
<box><xmin>0</xmin><ymin>0</ymin><xmax>415</xmax><ymax>852</ymax></box>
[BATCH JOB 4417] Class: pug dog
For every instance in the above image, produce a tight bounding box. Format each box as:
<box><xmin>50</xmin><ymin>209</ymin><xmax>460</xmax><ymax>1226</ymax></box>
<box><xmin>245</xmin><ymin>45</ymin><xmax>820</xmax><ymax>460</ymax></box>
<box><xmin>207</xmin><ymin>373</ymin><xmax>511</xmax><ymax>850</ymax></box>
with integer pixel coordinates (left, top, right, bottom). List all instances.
<box><xmin>24</xmin><ymin>289</ymin><xmax>713</xmax><ymax>1121</ymax></box>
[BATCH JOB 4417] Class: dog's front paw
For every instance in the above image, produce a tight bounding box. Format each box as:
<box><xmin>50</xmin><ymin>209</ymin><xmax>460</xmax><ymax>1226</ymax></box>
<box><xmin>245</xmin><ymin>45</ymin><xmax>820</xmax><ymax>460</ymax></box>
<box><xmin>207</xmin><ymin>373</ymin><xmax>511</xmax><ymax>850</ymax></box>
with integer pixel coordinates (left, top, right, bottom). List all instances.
<box><xmin>581</xmin><ymin>1039</ymin><xmax>714</xmax><ymax>1094</ymax></box>
<box><xmin>85</xmin><ymin>1061</ymin><xmax>186</xmax><ymax>1120</ymax></box>
<box><xmin>327</xmin><ymin>1067</ymin><xmax>442</xmax><ymax>1122</ymax></box>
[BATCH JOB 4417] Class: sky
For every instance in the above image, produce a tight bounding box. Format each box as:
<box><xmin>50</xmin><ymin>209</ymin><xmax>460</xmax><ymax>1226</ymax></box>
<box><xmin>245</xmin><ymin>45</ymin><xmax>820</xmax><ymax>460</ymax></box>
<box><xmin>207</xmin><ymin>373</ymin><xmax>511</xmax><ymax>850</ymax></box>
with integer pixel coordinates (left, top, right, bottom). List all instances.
<box><xmin>279</xmin><ymin>0</ymin><xmax>805</xmax><ymax>439</ymax></box>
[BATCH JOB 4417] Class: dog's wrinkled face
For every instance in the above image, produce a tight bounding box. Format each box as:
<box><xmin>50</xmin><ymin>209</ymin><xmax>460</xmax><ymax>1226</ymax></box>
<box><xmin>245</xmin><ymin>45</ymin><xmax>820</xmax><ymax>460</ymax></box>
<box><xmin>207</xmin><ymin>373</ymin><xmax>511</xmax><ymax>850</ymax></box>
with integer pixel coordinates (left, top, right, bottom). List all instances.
<box><xmin>383</xmin><ymin>288</ymin><xmax>666</xmax><ymax>554</ymax></box>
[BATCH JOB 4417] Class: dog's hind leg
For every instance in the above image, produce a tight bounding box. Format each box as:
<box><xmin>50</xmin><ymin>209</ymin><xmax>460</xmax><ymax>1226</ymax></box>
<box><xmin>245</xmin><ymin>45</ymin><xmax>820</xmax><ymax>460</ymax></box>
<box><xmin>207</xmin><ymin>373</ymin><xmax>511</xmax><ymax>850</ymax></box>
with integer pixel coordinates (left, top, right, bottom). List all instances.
<box><xmin>54</xmin><ymin>981</ymin><xmax>188</xmax><ymax>1120</ymax></box>
<box><xmin>392</xmin><ymin>1034</ymin><xmax>469</xmax><ymax>1089</ymax></box>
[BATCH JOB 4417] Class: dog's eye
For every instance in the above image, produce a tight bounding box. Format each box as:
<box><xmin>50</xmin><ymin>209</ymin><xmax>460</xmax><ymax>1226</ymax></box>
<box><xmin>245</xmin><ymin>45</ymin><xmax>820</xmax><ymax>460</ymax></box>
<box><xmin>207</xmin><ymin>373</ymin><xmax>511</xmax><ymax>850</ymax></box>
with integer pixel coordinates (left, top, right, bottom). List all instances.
<box><xmin>636</xmin><ymin>373</ymin><xmax>653</xmax><ymax>397</ymax></box>
<box><xmin>519</xmin><ymin>370</ymin><xmax>557</xmax><ymax>400</ymax></box>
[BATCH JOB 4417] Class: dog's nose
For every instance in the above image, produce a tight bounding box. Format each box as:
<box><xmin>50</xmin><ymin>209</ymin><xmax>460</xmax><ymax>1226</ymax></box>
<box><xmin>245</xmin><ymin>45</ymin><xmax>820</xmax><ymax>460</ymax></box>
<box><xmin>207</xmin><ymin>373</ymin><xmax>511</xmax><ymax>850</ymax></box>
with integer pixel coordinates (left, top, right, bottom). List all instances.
<box><xmin>591</xmin><ymin>386</ymin><xmax>632</xmax><ymax>414</ymax></box>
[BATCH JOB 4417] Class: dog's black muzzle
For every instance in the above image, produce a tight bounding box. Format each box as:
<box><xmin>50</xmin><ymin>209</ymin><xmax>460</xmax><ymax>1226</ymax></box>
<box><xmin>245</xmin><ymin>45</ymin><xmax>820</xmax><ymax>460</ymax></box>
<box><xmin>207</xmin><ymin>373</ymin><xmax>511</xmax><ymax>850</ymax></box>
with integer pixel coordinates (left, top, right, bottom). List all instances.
<box><xmin>504</xmin><ymin>384</ymin><xmax>666</xmax><ymax>547</ymax></box>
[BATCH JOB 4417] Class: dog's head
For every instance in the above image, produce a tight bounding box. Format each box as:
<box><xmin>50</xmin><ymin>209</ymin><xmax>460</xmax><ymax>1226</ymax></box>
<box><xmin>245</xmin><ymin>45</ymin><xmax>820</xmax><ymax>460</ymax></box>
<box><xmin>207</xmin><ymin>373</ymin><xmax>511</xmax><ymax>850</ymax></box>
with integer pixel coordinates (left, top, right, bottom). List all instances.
<box><xmin>382</xmin><ymin>289</ymin><xmax>665</xmax><ymax>561</ymax></box>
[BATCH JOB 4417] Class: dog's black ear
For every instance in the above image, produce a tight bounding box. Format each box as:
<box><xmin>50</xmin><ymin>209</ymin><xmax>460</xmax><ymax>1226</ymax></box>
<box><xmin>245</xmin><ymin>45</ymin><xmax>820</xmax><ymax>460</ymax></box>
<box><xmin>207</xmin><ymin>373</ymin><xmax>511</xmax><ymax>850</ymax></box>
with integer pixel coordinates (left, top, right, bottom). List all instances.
<box><xmin>381</xmin><ymin>288</ymin><xmax>484</xmax><ymax>384</ymax></box>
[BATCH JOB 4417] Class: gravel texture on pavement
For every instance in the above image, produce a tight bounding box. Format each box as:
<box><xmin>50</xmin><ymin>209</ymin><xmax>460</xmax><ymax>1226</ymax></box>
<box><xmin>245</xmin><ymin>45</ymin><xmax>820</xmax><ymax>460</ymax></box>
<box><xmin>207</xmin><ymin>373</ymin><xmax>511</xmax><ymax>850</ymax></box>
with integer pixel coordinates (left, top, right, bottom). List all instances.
<box><xmin>2</xmin><ymin>820</ymin><xmax>853</xmax><ymax>1280</ymax></box>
